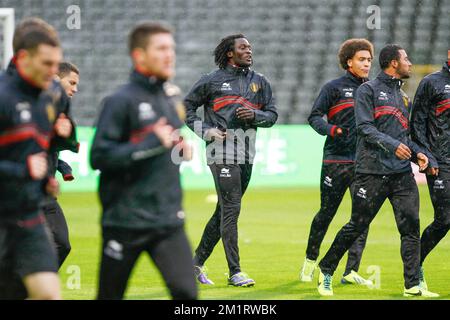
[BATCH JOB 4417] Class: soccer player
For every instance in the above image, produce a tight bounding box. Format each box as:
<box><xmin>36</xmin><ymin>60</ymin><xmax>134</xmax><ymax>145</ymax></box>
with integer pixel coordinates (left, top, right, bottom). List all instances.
<box><xmin>40</xmin><ymin>61</ymin><xmax>80</xmax><ymax>268</ymax></box>
<box><xmin>316</xmin><ymin>44</ymin><xmax>438</xmax><ymax>297</ymax></box>
<box><xmin>411</xmin><ymin>49</ymin><xmax>450</xmax><ymax>292</ymax></box>
<box><xmin>300</xmin><ymin>39</ymin><xmax>373</xmax><ymax>286</ymax></box>
<box><xmin>0</xmin><ymin>19</ymin><xmax>76</xmax><ymax>299</ymax></box>
<box><xmin>185</xmin><ymin>34</ymin><xmax>278</xmax><ymax>287</ymax></box>
<box><xmin>90</xmin><ymin>22</ymin><xmax>197</xmax><ymax>300</ymax></box>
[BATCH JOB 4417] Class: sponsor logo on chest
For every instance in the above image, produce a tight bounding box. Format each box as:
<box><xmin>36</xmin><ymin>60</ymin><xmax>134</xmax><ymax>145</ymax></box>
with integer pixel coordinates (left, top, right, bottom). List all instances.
<box><xmin>221</xmin><ymin>82</ymin><xmax>232</xmax><ymax>91</ymax></box>
<box><xmin>444</xmin><ymin>84</ymin><xmax>450</xmax><ymax>94</ymax></box>
<box><xmin>138</xmin><ymin>102</ymin><xmax>156</xmax><ymax>121</ymax></box>
<box><xmin>378</xmin><ymin>91</ymin><xmax>389</xmax><ymax>101</ymax></box>
<box><xmin>16</xmin><ymin>102</ymin><xmax>32</xmax><ymax>123</ymax></box>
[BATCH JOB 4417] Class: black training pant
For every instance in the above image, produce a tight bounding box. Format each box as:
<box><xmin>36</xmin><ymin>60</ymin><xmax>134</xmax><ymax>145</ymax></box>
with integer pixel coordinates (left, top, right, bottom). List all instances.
<box><xmin>193</xmin><ymin>164</ymin><xmax>253</xmax><ymax>276</ymax></box>
<box><xmin>0</xmin><ymin>213</ymin><xmax>58</xmax><ymax>299</ymax></box>
<box><xmin>97</xmin><ymin>225</ymin><xmax>197</xmax><ymax>300</ymax></box>
<box><xmin>319</xmin><ymin>172</ymin><xmax>421</xmax><ymax>289</ymax></box>
<box><xmin>420</xmin><ymin>169</ymin><xmax>450</xmax><ymax>265</ymax></box>
<box><xmin>42</xmin><ymin>199</ymin><xmax>71</xmax><ymax>267</ymax></box>
<box><xmin>306</xmin><ymin>162</ymin><xmax>369</xmax><ymax>276</ymax></box>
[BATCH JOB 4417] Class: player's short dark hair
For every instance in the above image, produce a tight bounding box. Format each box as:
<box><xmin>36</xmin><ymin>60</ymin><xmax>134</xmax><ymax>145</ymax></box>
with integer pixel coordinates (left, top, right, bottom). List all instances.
<box><xmin>58</xmin><ymin>61</ymin><xmax>79</xmax><ymax>78</ymax></box>
<box><xmin>338</xmin><ymin>38</ymin><xmax>374</xmax><ymax>70</ymax></box>
<box><xmin>128</xmin><ymin>22</ymin><xmax>173</xmax><ymax>54</ymax></box>
<box><xmin>379</xmin><ymin>44</ymin><xmax>404</xmax><ymax>70</ymax></box>
<box><xmin>214</xmin><ymin>34</ymin><xmax>246</xmax><ymax>69</ymax></box>
<box><xmin>13</xmin><ymin>17</ymin><xmax>60</xmax><ymax>54</ymax></box>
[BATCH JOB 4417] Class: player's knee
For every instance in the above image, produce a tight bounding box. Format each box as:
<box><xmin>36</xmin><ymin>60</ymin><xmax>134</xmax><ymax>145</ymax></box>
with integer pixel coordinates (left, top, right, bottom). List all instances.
<box><xmin>432</xmin><ymin>216</ymin><xmax>450</xmax><ymax>231</ymax></box>
<box><xmin>313</xmin><ymin>211</ymin><xmax>334</xmax><ymax>225</ymax></box>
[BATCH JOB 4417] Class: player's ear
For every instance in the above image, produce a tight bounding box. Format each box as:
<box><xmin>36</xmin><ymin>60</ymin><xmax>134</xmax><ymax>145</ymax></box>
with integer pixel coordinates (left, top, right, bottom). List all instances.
<box><xmin>347</xmin><ymin>59</ymin><xmax>353</xmax><ymax>68</ymax></box>
<box><xmin>227</xmin><ymin>51</ymin><xmax>233</xmax><ymax>58</ymax></box>
<box><xmin>131</xmin><ymin>48</ymin><xmax>145</xmax><ymax>65</ymax></box>
<box><xmin>391</xmin><ymin>59</ymin><xmax>399</xmax><ymax>69</ymax></box>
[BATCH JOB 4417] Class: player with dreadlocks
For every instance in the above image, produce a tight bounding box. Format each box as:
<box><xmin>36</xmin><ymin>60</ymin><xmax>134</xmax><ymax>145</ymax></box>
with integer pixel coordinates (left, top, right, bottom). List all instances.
<box><xmin>184</xmin><ymin>34</ymin><xmax>278</xmax><ymax>287</ymax></box>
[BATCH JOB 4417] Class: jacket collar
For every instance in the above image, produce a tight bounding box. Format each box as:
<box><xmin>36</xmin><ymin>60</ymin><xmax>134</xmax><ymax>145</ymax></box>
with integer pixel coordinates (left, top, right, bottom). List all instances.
<box><xmin>10</xmin><ymin>62</ymin><xmax>42</xmax><ymax>97</ymax></box>
<box><xmin>377</xmin><ymin>71</ymin><xmax>404</xmax><ymax>89</ymax></box>
<box><xmin>345</xmin><ymin>71</ymin><xmax>368</xmax><ymax>84</ymax></box>
<box><xmin>130</xmin><ymin>69</ymin><xmax>165</xmax><ymax>91</ymax></box>
<box><xmin>443</xmin><ymin>62</ymin><xmax>450</xmax><ymax>75</ymax></box>
<box><xmin>6</xmin><ymin>57</ymin><xmax>16</xmax><ymax>75</ymax></box>
<box><xmin>224</xmin><ymin>63</ymin><xmax>250</xmax><ymax>76</ymax></box>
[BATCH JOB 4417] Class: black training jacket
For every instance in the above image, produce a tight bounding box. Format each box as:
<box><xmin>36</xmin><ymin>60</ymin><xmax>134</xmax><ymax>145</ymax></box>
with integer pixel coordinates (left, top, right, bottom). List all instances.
<box><xmin>184</xmin><ymin>64</ymin><xmax>278</xmax><ymax>164</ymax></box>
<box><xmin>90</xmin><ymin>70</ymin><xmax>186</xmax><ymax>230</ymax></box>
<box><xmin>0</xmin><ymin>64</ymin><xmax>77</xmax><ymax>219</ymax></box>
<box><xmin>411</xmin><ymin>62</ymin><xmax>450</xmax><ymax>170</ymax></box>
<box><xmin>355</xmin><ymin>72</ymin><xmax>425</xmax><ymax>175</ymax></box>
<box><xmin>308</xmin><ymin>71</ymin><xmax>367</xmax><ymax>163</ymax></box>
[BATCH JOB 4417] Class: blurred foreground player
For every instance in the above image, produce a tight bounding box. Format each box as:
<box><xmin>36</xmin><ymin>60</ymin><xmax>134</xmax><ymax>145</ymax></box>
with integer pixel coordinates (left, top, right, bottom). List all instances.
<box><xmin>316</xmin><ymin>45</ymin><xmax>438</xmax><ymax>297</ymax></box>
<box><xmin>411</xmin><ymin>49</ymin><xmax>450</xmax><ymax>293</ymax></box>
<box><xmin>185</xmin><ymin>34</ymin><xmax>278</xmax><ymax>287</ymax></box>
<box><xmin>301</xmin><ymin>39</ymin><xmax>373</xmax><ymax>286</ymax></box>
<box><xmin>91</xmin><ymin>22</ymin><xmax>197</xmax><ymax>300</ymax></box>
<box><xmin>0</xmin><ymin>19</ymin><xmax>76</xmax><ymax>299</ymax></box>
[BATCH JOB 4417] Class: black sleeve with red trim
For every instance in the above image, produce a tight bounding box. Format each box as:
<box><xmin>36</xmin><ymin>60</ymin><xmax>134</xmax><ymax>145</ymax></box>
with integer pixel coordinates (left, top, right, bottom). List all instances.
<box><xmin>184</xmin><ymin>75</ymin><xmax>214</xmax><ymax>138</ymax></box>
<box><xmin>56</xmin><ymin>158</ymin><xmax>74</xmax><ymax>181</ymax></box>
<box><xmin>308</xmin><ymin>83</ymin><xmax>339</xmax><ymax>137</ymax></box>
<box><xmin>252</xmin><ymin>77</ymin><xmax>278</xmax><ymax>127</ymax></box>
<box><xmin>411</xmin><ymin>78</ymin><xmax>439</xmax><ymax>168</ymax></box>
<box><xmin>90</xmin><ymin>95</ymin><xmax>165</xmax><ymax>171</ymax></box>
<box><xmin>355</xmin><ymin>83</ymin><xmax>401</xmax><ymax>154</ymax></box>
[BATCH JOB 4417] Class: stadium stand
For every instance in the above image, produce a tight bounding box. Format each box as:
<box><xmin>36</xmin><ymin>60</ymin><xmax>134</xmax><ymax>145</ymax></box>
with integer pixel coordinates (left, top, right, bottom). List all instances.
<box><xmin>0</xmin><ymin>0</ymin><xmax>448</xmax><ymax>125</ymax></box>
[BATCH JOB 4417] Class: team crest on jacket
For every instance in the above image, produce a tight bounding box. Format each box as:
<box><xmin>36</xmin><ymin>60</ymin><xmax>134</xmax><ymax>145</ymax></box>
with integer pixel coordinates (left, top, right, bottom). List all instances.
<box><xmin>163</xmin><ymin>82</ymin><xmax>182</xmax><ymax>97</ymax></box>
<box><xmin>46</xmin><ymin>103</ymin><xmax>56</xmax><ymax>122</ymax></box>
<box><xmin>250</xmin><ymin>82</ymin><xmax>260</xmax><ymax>93</ymax></box>
<box><xmin>175</xmin><ymin>101</ymin><xmax>186</xmax><ymax>121</ymax></box>
<box><xmin>400</xmin><ymin>89</ymin><xmax>410</xmax><ymax>108</ymax></box>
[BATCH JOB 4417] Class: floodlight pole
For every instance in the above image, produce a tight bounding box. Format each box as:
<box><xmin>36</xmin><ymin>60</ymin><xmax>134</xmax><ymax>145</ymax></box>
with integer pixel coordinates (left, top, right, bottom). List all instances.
<box><xmin>0</xmin><ymin>8</ymin><xmax>14</xmax><ymax>70</ymax></box>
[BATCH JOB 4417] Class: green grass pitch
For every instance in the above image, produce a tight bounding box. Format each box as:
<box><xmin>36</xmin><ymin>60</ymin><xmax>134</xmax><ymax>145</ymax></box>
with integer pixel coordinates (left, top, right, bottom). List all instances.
<box><xmin>58</xmin><ymin>186</ymin><xmax>450</xmax><ymax>300</ymax></box>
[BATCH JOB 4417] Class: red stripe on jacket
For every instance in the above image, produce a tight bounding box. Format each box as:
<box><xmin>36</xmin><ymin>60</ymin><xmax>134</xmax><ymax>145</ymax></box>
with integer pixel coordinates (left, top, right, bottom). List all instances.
<box><xmin>0</xmin><ymin>124</ymin><xmax>50</xmax><ymax>149</ymax></box>
<box><xmin>213</xmin><ymin>96</ymin><xmax>262</xmax><ymax>112</ymax></box>
<box><xmin>436</xmin><ymin>99</ymin><xmax>450</xmax><ymax>116</ymax></box>
<box><xmin>374</xmin><ymin>106</ymin><xmax>409</xmax><ymax>129</ymax></box>
<box><xmin>328</xmin><ymin>99</ymin><xmax>354</xmax><ymax>120</ymax></box>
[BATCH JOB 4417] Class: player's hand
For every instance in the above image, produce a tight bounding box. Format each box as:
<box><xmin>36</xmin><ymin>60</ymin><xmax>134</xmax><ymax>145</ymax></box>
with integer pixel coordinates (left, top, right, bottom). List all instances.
<box><xmin>336</xmin><ymin>127</ymin><xmax>343</xmax><ymax>135</ymax></box>
<box><xmin>395</xmin><ymin>143</ymin><xmax>412</xmax><ymax>160</ymax></box>
<box><xmin>236</xmin><ymin>107</ymin><xmax>255</xmax><ymax>121</ymax></box>
<box><xmin>205</xmin><ymin>128</ymin><xmax>226</xmax><ymax>141</ymax></box>
<box><xmin>54</xmin><ymin>113</ymin><xmax>72</xmax><ymax>138</ymax></box>
<box><xmin>27</xmin><ymin>152</ymin><xmax>48</xmax><ymax>180</ymax></box>
<box><xmin>426</xmin><ymin>167</ymin><xmax>439</xmax><ymax>176</ymax></box>
<box><xmin>153</xmin><ymin>117</ymin><xmax>175</xmax><ymax>148</ymax></box>
<box><xmin>45</xmin><ymin>177</ymin><xmax>60</xmax><ymax>197</ymax></box>
<box><xmin>417</xmin><ymin>153</ymin><xmax>429</xmax><ymax>171</ymax></box>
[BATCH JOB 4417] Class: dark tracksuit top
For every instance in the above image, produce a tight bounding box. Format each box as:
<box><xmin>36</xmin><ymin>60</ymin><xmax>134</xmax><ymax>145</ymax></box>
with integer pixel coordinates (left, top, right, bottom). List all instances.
<box><xmin>184</xmin><ymin>64</ymin><xmax>278</xmax><ymax>163</ymax></box>
<box><xmin>4</xmin><ymin>59</ymin><xmax>77</xmax><ymax>183</ymax></box>
<box><xmin>0</xmin><ymin>64</ymin><xmax>77</xmax><ymax>220</ymax></box>
<box><xmin>411</xmin><ymin>62</ymin><xmax>450</xmax><ymax>171</ymax></box>
<box><xmin>308</xmin><ymin>71</ymin><xmax>367</xmax><ymax>163</ymax></box>
<box><xmin>355</xmin><ymin>71</ymin><xmax>425</xmax><ymax>175</ymax></box>
<box><xmin>90</xmin><ymin>70</ymin><xmax>186</xmax><ymax>230</ymax></box>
